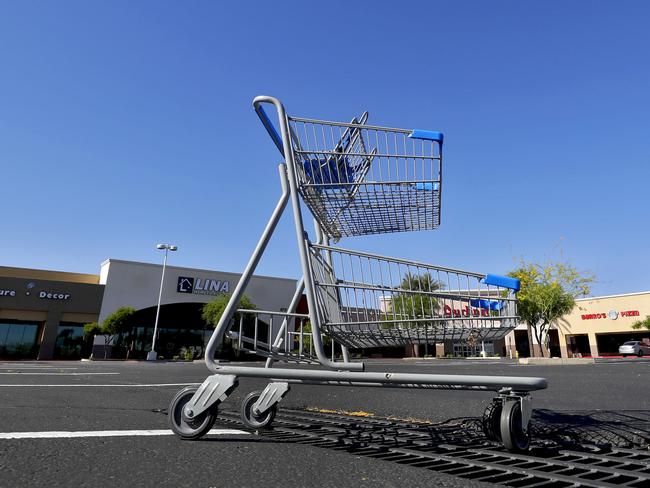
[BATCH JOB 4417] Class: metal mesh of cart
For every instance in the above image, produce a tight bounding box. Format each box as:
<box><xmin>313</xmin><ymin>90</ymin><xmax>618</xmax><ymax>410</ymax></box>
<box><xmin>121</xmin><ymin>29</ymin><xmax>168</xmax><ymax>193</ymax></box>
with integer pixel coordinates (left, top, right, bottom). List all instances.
<box><xmin>308</xmin><ymin>244</ymin><xmax>518</xmax><ymax>349</ymax></box>
<box><xmin>288</xmin><ymin>116</ymin><xmax>442</xmax><ymax>239</ymax></box>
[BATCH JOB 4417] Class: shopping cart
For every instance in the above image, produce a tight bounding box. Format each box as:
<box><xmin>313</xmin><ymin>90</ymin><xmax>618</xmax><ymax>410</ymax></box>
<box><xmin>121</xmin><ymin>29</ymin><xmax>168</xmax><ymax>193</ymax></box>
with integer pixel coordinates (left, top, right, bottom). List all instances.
<box><xmin>168</xmin><ymin>96</ymin><xmax>547</xmax><ymax>452</ymax></box>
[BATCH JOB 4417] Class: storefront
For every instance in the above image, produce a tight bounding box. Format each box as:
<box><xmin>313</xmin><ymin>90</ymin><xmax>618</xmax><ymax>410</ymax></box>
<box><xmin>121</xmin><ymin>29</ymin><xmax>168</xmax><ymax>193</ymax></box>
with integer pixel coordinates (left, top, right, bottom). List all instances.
<box><xmin>504</xmin><ymin>291</ymin><xmax>650</xmax><ymax>358</ymax></box>
<box><xmin>97</xmin><ymin>259</ymin><xmax>298</xmax><ymax>359</ymax></box>
<box><xmin>0</xmin><ymin>266</ymin><xmax>104</xmax><ymax>360</ymax></box>
<box><xmin>1</xmin><ymin>259</ymin><xmax>298</xmax><ymax>361</ymax></box>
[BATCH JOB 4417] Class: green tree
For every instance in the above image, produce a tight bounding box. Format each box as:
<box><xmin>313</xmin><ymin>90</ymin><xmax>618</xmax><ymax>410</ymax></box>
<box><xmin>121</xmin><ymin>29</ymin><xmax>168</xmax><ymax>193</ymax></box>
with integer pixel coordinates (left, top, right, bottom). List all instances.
<box><xmin>201</xmin><ymin>293</ymin><xmax>257</xmax><ymax>328</ymax></box>
<box><xmin>631</xmin><ymin>315</ymin><xmax>650</xmax><ymax>332</ymax></box>
<box><xmin>509</xmin><ymin>261</ymin><xmax>594</xmax><ymax>357</ymax></box>
<box><xmin>92</xmin><ymin>307</ymin><xmax>136</xmax><ymax>359</ymax></box>
<box><xmin>83</xmin><ymin>322</ymin><xmax>102</xmax><ymax>359</ymax></box>
<box><xmin>387</xmin><ymin>273</ymin><xmax>443</xmax><ymax>358</ymax></box>
<box><xmin>103</xmin><ymin>306</ymin><xmax>136</xmax><ymax>335</ymax></box>
<box><xmin>202</xmin><ymin>293</ymin><xmax>257</xmax><ymax>359</ymax></box>
<box><xmin>390</xmin><ymin>273</ymin><xmax>443</xmax><ymax>327</ymax></box>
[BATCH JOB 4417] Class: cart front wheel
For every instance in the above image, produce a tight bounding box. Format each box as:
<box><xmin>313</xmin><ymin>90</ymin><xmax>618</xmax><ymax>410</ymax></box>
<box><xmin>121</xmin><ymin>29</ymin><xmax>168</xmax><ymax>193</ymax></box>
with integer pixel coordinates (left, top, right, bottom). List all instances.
<box><xmin>500</xmin><ymin>399</ymin><xmax>530</xmax><ymax>452</ymax></box>
<box><xmin>169</xmin><ymin>386</ymin><xmax>216</xmax><ymax>440</ymax></box>
<box><xmin>241</xmin><ymin>390</ymin><xmax>276</xmax><ymax>430</ymax></box>
<box><xmin>482</xmin><ymin>400</ymin><xmax>502</xmax><ymax>442</ymax></box>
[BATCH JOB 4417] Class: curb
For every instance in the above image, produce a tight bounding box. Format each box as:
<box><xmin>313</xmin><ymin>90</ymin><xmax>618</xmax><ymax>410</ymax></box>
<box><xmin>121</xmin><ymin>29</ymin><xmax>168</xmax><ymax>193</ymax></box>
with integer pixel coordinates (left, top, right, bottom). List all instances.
<box><xmin>518</xmin><ymin>357</ymin><xmax>595</xmax><ymax>365</ymax></box>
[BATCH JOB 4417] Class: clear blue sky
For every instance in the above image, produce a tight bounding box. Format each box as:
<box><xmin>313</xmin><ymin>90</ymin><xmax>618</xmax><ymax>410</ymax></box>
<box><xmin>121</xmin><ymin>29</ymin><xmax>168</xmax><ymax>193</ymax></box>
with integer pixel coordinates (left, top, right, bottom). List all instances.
<box><xmin>1</xmin><ymin>1</ymin><xmax>648</xmax><ymax>297</ymax></box>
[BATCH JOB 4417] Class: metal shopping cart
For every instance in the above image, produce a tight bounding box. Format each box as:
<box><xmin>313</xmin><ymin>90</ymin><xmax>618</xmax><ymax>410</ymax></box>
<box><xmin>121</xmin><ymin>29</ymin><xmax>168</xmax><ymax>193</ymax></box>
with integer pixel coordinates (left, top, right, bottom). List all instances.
<box><xmin>168</xmin><ymin>96</ymin><xmax>547</xmax><ymax>452</ymax></box>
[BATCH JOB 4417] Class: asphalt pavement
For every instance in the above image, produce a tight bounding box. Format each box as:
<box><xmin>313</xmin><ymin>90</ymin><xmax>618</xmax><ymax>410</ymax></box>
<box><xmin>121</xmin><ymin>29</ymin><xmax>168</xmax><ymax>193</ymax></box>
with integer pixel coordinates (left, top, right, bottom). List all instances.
<box><xmin>0</xmin><ymin>358</ymin><xmax>649</xmax><ymax>487</ymax></box>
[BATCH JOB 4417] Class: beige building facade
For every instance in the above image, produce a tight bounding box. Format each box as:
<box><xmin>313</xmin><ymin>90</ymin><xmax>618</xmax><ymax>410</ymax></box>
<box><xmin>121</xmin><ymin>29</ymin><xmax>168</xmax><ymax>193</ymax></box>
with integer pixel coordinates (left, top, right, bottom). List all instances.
<box><xmin>505</xmin><ymin>291</ymin><xmax>650</xmax><ymax>358</ymax></box>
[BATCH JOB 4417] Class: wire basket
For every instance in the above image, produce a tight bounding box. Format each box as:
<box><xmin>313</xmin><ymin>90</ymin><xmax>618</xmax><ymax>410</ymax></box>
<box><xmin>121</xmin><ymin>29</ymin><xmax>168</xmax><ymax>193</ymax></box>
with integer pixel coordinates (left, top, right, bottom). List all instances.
<box><xmin>289</xmin><ymin>115</ymin><xmax>443</xmax><ymax>239</ymax></box>
<box><xmin>308</xmin><ymin>244</ymin><xmax>518</xmax><ymax>349</ymax></box>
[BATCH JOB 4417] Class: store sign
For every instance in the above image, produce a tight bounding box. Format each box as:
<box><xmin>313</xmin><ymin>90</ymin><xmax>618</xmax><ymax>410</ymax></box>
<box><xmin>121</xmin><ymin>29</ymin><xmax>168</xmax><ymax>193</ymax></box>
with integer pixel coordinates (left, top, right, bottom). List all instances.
<box><xmin>581</xmin><ymin>313</ymin><xmax>608</xmax><ymax>320</ymax></box>
<box><xmin>621</xmin><ymin>310</ymin><xmax>640</xmax><ymax>317</ymax></box>
<box><xmin>38</xmin><ymin>291</ymin><xmax>71</xmax><ymax>300</ymax></box>
<box><xmin>443</xmin><ymin>304</ymin><xmax>490</xmax><ymax>318</ymax></box>
<box><xmin>177</xmin><ymin>276</ymin><xmax>230</xmax><ymax>296</ymax></box>
<box><xmin>1</xmin><ymin>283</ymin><xmax>70</xmax><ymax>300</ymax></box>
<box><xmin>581</xmin><ymin>309</ymin><xmax>639</xmax><ymax>320</ymax></box>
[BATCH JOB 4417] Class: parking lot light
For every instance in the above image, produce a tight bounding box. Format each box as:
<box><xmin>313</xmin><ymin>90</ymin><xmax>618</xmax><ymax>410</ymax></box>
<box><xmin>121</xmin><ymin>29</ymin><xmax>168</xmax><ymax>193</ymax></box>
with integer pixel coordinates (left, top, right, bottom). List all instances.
<box><xmin>147</xmin><ymin>243</ymin><xmax>178</xmax><ymax>361</ymax></box>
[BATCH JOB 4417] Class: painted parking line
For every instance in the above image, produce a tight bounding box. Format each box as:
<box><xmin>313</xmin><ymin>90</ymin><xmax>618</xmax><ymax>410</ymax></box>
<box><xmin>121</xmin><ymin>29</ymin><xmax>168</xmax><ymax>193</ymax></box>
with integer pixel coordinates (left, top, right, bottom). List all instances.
<box><xmin>0</xmin><ymin>383</ymin><xmax>199</xmax><ymax>387</ymax></box>
<box><xmin>0</xmin><ymin>367</ymin><xmax>79</xmax><ymax>370</ymax></box>
<box><xmin>0</xmin><ymin>372</ymin><xmax>119</xmax><ymax>375</ymax></box>
<box><xmin>0</xmin><ymin>429</ymin><xmax>250</xmax><ymax>439</ymax></box>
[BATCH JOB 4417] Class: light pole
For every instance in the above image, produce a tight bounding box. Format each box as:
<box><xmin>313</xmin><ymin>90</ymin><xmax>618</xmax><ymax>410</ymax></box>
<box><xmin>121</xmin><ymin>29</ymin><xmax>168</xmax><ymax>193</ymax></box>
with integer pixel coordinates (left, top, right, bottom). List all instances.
<box><xmin>147</xmin><ymin>243</ymin><xmax>178</xmax><ymax>361</ymax></box>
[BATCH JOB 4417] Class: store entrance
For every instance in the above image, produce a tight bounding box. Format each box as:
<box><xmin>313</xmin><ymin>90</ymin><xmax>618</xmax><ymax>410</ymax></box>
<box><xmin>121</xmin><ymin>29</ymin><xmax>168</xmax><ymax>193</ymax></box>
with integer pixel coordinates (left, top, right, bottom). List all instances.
<box><xmin>548</xmin><ymin>329</ymin><xmax>561</xmax><ymax>358</ymax></box>
<box><xmin>110</xmin><ymin>302</ymin><xmax>259</xmax><ymax>360</ymax></box>
<box><xmin>566</xmin><ymin>334</ymin><xmax>591</xmax><ymax>357</ymax></box>
<box><xmin>514</xmin><ymin>330</ymin><xmax>530</xmax><ymax>357</ymax></box>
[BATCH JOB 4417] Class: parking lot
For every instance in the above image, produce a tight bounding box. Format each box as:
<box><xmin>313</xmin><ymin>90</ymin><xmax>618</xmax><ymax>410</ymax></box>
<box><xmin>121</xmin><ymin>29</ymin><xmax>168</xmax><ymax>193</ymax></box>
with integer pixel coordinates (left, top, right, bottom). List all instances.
<box><xmin>1</xmin><ymin>359</ymin><xmax>649</xmax><ymax>487</ymax></box>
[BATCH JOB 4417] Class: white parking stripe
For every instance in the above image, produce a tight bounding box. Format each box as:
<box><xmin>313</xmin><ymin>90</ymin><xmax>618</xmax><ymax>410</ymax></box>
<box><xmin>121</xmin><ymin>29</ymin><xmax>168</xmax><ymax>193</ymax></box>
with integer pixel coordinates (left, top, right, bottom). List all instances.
<box><xmin>0</xmin><ymin>367</ymin><xmax>79</xmax><ymax>370</ymax></box>
<box><xmin>0</xmin><ymin>429</ymin><xmax>250</xmax><ymax>439</ymax></box>
<box><xmin>0</xmin><ymin>383</ymin><xmax>199</xmax><ymax>387</ymax></box>
<box><xmin>0</xmin><ymin>372</ymin><xmax>119</xmax><ymax>375</ymax></box>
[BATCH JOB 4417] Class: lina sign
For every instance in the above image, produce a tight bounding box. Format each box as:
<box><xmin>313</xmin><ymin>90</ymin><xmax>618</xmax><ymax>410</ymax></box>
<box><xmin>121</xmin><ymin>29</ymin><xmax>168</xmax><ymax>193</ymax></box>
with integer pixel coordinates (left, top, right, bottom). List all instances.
<box><xmin>177</xmin><ymin>276</ymin><xmax>230</xmax><ymax>296</ymax></box>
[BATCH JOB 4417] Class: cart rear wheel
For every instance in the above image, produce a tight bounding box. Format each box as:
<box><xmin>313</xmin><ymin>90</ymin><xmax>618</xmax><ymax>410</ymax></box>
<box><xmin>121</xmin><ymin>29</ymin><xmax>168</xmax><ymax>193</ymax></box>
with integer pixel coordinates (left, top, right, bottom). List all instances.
<box><xmin>169</xmin><ymin>386</ymin><xmax>216</xmax><ymax>440</ymax></box>
<box><xmin>241</xmin><ymin>390</ymin><xmax>276</xmax><ymax>430</ymax></box>
<box><xmin>500</xmin><ymin>399</ymin><xmax>530</xmax><ymax>452</ymax></box>
<box><xmin>482</xmin><ymin>400</ymin><xmax>502</xmax><ymax>442</ymax></box>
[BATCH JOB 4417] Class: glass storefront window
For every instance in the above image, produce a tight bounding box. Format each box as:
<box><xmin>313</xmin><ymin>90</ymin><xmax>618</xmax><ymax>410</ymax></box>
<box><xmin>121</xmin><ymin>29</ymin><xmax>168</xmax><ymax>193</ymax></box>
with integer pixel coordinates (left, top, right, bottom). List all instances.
<box><xmin>54</xmin><ymin>322</ymin><xmax>87</xmax><ymax>359</ymax></box>
<box><xmin>453</xmin><ymin>342</ymin><xmax>495</xmax><ymax>357</ymax></box>
<box><xmin>0</xmin><ymin>321</ymin><xmax>40</xmax><ymax>358</ymax></box>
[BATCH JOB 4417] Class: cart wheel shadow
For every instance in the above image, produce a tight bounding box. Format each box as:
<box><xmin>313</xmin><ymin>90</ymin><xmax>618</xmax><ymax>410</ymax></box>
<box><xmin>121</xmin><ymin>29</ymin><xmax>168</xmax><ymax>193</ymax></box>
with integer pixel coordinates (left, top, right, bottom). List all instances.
<box><xmin>424</xmin><ymin>409</ymin><xmax>650</xmax><ymax>450</ymax></box>
<box><xmin>207</xmin><ymin>408</ymin><xmax>650</xmax><ymax>452</ymax></box>
<box><xmin>419</xmin><ymin>409</ymin><xmax>650</xmax><ymax>450</ymax></box>
<box><xmin>528</xmin><ymin>409</ymin><xmax>650</xmax><ymax>449</ymax></box>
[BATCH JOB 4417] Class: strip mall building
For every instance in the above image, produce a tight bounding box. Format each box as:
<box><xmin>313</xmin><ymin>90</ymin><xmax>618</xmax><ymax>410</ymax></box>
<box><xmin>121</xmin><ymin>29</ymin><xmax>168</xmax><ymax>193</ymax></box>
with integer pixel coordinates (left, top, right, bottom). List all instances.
<box><xmin>505</xmin><ymin>291</ymin><xmax>650</xmax><ymax>358</ymax></box>
<box><xmin>0</xmin><ymin>261</ymin><xmax>296</xmax><ymax>360</ymax></box>
<box><xmin>0</xmin><ymin>259</ymin><xmax>647</xmax><ymax>360</ymax></box>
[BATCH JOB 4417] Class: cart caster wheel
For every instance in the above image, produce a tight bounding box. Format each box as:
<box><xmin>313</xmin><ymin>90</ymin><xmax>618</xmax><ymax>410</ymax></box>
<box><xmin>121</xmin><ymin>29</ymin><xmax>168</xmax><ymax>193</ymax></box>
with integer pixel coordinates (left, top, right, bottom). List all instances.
<box><xmin>500</xmin><ymin>399</ymin><xmax>530</xmax><ymax>452</ymax></box>
<box><xmin>482</xmin><ymin>400</ymin><xmax>502</xmax><ymax>442</ymax></box>
<box><xmin>241</xmin><ymin>390</ymin><xmax>276</xmax><ymax>430</ymax></box>
<box><xmin>169</xmin><ymin>386</ymin><xmax>216</xmax><ymax>440</ymax></box>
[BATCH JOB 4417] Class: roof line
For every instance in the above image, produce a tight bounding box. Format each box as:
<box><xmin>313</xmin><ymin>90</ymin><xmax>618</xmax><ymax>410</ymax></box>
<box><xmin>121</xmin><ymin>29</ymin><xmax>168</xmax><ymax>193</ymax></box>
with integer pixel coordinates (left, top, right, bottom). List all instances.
<box><xmin>577</xmin><ymin>290</ymin><xmax>650</xmax><ymax>301</ymax></box>
<box><xmin>100</xmin><ymin>259</ymin><xmax>297</xmax><ymax>283</ymax></box>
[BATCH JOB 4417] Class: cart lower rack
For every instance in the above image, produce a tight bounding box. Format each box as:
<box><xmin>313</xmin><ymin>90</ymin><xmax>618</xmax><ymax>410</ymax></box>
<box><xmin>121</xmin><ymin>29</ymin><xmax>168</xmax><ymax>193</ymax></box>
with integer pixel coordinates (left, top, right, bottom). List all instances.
<box><xmin>167</xmin><ymin>95</ymin><xmax>547</xmax><ymax>453</ymax></box>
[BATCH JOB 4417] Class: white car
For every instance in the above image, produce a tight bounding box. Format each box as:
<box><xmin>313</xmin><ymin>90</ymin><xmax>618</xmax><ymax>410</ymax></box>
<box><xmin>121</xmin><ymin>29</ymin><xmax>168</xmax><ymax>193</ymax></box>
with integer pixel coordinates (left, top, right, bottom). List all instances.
<box><xmin>619</xmin><ymin>341</ymin><xmax>650</xmax><ymax>357</ymax></box>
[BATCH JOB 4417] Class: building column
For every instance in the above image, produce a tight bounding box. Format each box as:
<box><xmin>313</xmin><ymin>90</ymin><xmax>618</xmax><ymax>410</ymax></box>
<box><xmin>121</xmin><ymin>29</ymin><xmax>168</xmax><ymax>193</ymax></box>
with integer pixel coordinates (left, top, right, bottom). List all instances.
<box><xmin>588</xmin><ymin>332</ymin><xmax>599</xmax><ymax>358</ymax></box>
<box><xmin>559</xmin><ymin>333</ymin><xmax>570</xmax><ymax>359</ymax></box>
<box><xmin>504</xmin><ymin>332</ymin><xmax>517</xmax><ymax>358</ymax></box>
<box><xmin>37</xmin><ymin>310</ymin><xmax>62</xmax><ymax>360</ymax></box>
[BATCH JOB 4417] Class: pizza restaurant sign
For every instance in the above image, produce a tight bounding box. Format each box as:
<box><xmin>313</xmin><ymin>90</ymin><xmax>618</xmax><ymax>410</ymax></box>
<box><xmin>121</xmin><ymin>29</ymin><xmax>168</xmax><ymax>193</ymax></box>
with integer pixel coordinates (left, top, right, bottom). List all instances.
<box><xmin>581</xmin><ymin>309</ymin><xmax>640</xmax><ymax>321</ymax></box>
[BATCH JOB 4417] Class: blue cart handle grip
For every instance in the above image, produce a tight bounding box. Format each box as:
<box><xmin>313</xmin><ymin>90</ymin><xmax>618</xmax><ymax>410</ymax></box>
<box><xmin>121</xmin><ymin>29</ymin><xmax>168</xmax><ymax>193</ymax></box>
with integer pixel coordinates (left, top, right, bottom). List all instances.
<box><xmin>254</xmin><ymin>102</ymin><xmax>285</xmax><ymax>156</ymax></box>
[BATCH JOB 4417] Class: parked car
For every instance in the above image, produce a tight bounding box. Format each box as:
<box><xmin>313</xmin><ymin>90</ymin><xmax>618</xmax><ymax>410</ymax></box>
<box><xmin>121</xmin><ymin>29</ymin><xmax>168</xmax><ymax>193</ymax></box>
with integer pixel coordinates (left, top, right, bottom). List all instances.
<box><xmin>619</xmin><ymin>341</ymin><xmax>650</xmax><ymax>357</ymax></box>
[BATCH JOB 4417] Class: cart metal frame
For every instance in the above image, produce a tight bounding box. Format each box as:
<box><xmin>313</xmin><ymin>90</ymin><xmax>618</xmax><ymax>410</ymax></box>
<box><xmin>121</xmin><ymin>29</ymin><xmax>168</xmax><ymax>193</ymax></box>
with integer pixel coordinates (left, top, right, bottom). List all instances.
<box><xmin>168</xmin><ymin>96</ymin><xmax>547</xmax><ymax>452</ymax></box>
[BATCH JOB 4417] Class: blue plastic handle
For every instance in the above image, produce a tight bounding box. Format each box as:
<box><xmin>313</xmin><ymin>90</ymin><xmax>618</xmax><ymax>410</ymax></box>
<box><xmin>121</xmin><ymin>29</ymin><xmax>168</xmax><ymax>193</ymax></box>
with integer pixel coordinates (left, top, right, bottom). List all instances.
<box><xmin>409</xmin><ymin>129</ymin><xmax>444</xmax><ymax>146</ymax></box>
<box><xmin>254</xmin><ymin>104</ymin><xmax>284</xmax><ymax>156</ymax></box>
<box><xmin>481</xmin><ymin>274</ymin><xmax>521</xmax><ymax>292</ymax></box>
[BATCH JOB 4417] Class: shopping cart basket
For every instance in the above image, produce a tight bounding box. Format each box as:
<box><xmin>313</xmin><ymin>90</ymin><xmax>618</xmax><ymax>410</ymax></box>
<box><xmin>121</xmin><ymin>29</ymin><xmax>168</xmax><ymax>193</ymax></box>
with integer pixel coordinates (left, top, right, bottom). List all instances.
<box><xmin>168</xmin><ymin>96</ymin><xmax>547</xmax><ymax>453</ymax></box>
<box><xmin>289</xmin><ymin>112</ymin><xmax>442</xmax><ymax>239</ymax></box>
<box><xmin>309</xmin><ymin>244</ymin><xmax>520</xmax><ymax>348</ymax></box>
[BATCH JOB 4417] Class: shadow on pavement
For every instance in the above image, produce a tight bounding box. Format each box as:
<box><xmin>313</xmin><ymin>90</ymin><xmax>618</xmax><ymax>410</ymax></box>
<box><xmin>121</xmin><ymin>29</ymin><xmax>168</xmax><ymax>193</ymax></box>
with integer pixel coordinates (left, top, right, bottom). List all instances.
<box><xmin>530</xmin><ymin>409</ymin><xmax>650</xmax><ymax>449</ymax></box>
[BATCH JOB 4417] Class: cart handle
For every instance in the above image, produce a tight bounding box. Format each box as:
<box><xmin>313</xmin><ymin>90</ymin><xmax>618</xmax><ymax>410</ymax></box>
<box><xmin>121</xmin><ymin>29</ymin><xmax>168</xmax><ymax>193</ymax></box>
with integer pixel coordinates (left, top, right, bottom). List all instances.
<box><xmin>254</xmin><ymin>100</ymin><xmax>285</xmax><ymax>156</ymax></box>
<box><xmin>481</xmin><ymin>274</ymin><xmax>520</xmax><ymax>292</ymax></box>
